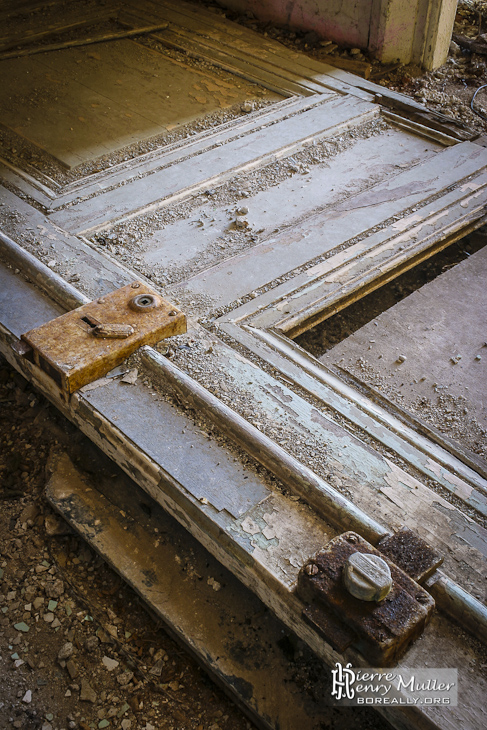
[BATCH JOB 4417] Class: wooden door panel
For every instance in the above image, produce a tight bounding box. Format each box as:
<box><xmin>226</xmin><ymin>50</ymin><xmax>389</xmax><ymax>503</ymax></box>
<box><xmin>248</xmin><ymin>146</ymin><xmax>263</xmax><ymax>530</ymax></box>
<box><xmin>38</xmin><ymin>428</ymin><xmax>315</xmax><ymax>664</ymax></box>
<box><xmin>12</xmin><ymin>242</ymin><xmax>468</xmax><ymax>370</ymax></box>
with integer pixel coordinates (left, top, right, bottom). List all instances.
<box><xmin>1</xmin><ymin>3</ymin><xmax>487</xmax><ymax>727</ymax></box>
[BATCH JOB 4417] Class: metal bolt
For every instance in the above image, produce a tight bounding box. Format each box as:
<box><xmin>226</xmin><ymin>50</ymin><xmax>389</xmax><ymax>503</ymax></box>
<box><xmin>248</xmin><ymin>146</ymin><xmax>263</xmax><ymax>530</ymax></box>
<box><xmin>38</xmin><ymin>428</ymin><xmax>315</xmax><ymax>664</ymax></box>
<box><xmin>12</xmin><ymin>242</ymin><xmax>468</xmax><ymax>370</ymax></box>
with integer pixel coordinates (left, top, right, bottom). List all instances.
<box><xmin>343</xmin><ymin>552</ymin><xmax>392</xmax><ymax>602</ymax></box>
<box><xmin>416</xmin><ymin>593</ymin><xmax>429</xmax><ymax>604</ymax></box>
<box><xmin>168</xmin><ymin>310</ymin><xmax>178</xmax><ymax>316</ymax></box>
<box><xmin>347</xmin><ymin>534</ymin><xmax>358</xmax><ymax>544</ymax></box>
<box><xmin>305</xmin><ymin>563</ymin><xmax>319</xmax><ymax>576</ymax></box>
<box><xmin>131</xmin><ymin>282</ymin><xmax>141</xmax><ymax>289</ymax></box>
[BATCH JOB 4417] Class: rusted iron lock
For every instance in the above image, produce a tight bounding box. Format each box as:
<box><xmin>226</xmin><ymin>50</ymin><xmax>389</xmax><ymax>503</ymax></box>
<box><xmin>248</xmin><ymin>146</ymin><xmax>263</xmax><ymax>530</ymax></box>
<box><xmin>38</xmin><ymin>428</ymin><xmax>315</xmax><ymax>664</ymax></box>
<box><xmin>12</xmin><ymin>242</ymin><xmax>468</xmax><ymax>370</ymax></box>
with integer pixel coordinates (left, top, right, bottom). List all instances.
<box><xmin>298</xmin><ymin>529</ymin><xmax>442</xmax><ymax>666</ymax></box>
<box><xmin>20</xmin><ymin>282</ymin><xmax>186</xmax><ymax>394</ymax></box>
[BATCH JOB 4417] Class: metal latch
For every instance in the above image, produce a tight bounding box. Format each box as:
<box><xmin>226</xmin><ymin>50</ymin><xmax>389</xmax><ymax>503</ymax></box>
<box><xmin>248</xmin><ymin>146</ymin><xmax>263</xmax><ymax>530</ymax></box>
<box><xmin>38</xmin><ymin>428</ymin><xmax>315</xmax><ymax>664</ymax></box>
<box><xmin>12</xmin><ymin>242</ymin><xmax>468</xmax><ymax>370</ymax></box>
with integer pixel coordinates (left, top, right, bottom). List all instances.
<box><xmin>297</xmin><ymin>531</ymin><xmax>438</xmax><ymax>666</ymax></box>
<box><xmin>20</xmin><ymin>282</ymin><xmax>186</xmax><ymax>394</ymax></box>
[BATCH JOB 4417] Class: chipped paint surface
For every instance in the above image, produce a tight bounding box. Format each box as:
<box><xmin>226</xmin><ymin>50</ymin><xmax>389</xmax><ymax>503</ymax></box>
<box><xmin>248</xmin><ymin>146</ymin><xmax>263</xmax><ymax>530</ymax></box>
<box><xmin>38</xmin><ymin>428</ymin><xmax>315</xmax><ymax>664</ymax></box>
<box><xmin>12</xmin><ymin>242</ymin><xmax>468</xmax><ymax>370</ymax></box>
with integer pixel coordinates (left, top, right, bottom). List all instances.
<box><xmin>233</xmin><ymin>495</ymin><xmax>330</xmax><ymax>587</ymax></box>
<box><xmin>214</xmin><ymin>340</ymin><xmax>487</xmax><ymax>594</ymax></box>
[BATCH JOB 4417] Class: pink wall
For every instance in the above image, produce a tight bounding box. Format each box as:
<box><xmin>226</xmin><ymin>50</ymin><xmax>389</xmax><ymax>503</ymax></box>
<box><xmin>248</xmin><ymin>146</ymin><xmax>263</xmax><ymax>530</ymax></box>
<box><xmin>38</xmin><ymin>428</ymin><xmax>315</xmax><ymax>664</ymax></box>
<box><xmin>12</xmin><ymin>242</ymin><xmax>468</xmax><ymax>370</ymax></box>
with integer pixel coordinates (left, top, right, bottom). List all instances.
<box><xmin>220</xmin><ymin>0</ymin><xmax>372</xmax><ymax>48</ymax></box>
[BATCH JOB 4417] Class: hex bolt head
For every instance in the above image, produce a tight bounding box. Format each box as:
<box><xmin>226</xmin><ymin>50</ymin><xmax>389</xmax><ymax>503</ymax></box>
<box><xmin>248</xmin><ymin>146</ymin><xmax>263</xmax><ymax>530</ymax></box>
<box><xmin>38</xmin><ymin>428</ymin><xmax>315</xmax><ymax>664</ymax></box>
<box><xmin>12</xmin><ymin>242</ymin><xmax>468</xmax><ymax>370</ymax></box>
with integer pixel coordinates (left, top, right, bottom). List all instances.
<box><xmin>343</xmin><ymin>552</ymin><xmax>392</xmax><ymax>602</ymax></box>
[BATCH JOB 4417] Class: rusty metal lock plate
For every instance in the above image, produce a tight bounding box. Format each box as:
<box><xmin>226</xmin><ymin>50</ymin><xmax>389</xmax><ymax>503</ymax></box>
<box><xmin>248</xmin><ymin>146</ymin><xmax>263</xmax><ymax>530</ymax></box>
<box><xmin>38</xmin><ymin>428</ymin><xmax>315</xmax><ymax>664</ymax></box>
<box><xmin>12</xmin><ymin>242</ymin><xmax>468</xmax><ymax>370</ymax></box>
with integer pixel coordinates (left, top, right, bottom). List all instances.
<box><xmin>21</xmin><ymin>282</ymin><xmax>186</xmax><ymax>394</ymax></box>
<box><xmin>298</xmin><ymin>531</ymin><xmax>435</xmax><ymax>666</ymax></box>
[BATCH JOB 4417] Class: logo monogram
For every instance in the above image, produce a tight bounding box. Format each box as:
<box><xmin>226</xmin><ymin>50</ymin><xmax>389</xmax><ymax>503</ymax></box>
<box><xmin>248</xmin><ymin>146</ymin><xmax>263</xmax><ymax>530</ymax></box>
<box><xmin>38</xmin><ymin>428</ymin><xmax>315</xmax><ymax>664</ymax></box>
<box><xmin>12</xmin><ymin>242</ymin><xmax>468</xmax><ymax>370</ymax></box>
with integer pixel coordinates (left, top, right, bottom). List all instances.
<box><xmin>331</xmin><ymin>662</ymin><xmax>356</xmax><ymax>700</ymax></box>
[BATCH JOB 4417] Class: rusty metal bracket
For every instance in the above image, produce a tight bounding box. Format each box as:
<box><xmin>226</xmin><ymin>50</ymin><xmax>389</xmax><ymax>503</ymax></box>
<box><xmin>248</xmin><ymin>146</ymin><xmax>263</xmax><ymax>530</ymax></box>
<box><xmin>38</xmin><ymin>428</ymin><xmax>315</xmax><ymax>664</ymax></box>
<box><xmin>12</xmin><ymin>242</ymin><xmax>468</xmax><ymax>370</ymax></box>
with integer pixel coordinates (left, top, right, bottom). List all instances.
<box><xmin>378</xmin><ymin>526</ymin><xmax>444</xmax><ymax>584</ymax></box>
<box><xmin>20</xmin><ymin>282</ymin><xmax>186</xmax><ymax>394</ymax></box>
<box><xmin>297</xmin><ymin>532</ymin><xmax>435</xmax><ymax>666</ymax></box>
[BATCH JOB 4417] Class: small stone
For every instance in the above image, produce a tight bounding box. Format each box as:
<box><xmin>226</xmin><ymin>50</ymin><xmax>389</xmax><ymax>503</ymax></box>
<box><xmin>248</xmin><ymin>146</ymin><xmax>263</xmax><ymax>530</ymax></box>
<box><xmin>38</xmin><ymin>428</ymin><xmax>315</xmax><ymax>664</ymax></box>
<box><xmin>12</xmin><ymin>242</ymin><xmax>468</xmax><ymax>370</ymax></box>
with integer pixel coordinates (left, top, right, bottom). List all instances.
<box><xmin>22</xmin><ymin>690</ymin><xmax>32</xmax><ymax>703</ymax></box>
<box><xmin>396</xmin><ymin>355</ymin><xmax>407</xmax><ymax>364</ymax></box>
<box><xmin>80</xmin><ymin>678</ymin><xmax>97</xmax><ymax>703</ymax></box>
<box><xmin>45</xmin><ymin>514</ymin><xmax>71</xmax><ymax>536</ymax></box>
<box><xmin>117</xmin><ymin>702</ymin><xmax>129</xmax><ymax>718</ymax></box>
<box><xmin>48</xmin><ymin>600</ymin><xmax>58</xmax><ymax>612</ymax></box>
<box><xmin>449</xmin><ymin>40</ymin><xmax>461</xmax><ymax>56</ymax></box>
<box><xmin>58</xmin><ymin>642</ymin><xmax>74</xmax><ymax>661</ymax></box>
<box><xmin>168</xmin><ymin>681</ymin><xmax>180</xmax><ymax>692</ymax></box>
<box><xmin>98</xmin><ymin>721</ymin><xmax>110</xmax><ymax>729</ymax></box>
<box><xmin>33</xmin><ymin>597</ymin><xmax>44</xmax><ymax>610</ymax></box>
<box><xmin>207</xmin><ymin>577</ymin><xmax>221</xmax><ymax>591</ymax></box>
<box><xmin>121</xmin><ymin>721</ymin><xmax>131</xmax><ymax>730</ymax></box>
<box><xmin>350</xmin><ymin>47</ymin><xmax>361</xmax><ymax>55</ymax></box>
<box><xmin>43</xmin><ymin>613</ymin><xmax>54</xmax><ymax>623</ymax></box>
<box><xmin>236</xmin><ymin>206</ymin><xmax>249</xmax><ymax>215</ymax></box>
<box><xmin>121</xmin><ymin>368</ymin><xmax>138</xmax><ymax>385</ymax></box>
<box><xmin>102</xmin><ymin>656</ymin><xmax>119</xmax><ymax>671</ymax></box>
<box><xmin>85</xmin><ymin>635</ymin><xmax>99</xmax><ymax>652</ymax></box>
<box><xmin>241</xmin><ymin>101</ymin><xmax>253</xmax><ymax>113</ymax></box>
<box><xmin>149</xmin><ymin>659</ymin><xmax>163</xmax><ymax>676</ymax></box>
<box><xmin>51</xmin><ymin>617</ymin><xmax>61</xmax><ymax>628</ymax></box>
<box><xmin>14</xmin><ymin>622</ymin><xmax>30</xmax><ymax>632</ymax></box>
<box><xmin>65</xmin><ymin>689</ymin><xmax>72</xmax><ymax>697</ymax></box>
<box><xmin>45</xmin><ymin>579</ymin><xmax>64</xmax><ymax>598</ymax></box>
<box><xmin>116</xmin><ymin>671</ymin><xmax>134</xmax><ymax>686</ymax></box>
<box><xmin>106</xmin><ymin>624</ymin><xmax>118</xmax><ymax>638</ymax></box>
<box><xmin>66</xmin><ymin>659</ymin><xmax>79</xmax><ymax>679</ymax></box>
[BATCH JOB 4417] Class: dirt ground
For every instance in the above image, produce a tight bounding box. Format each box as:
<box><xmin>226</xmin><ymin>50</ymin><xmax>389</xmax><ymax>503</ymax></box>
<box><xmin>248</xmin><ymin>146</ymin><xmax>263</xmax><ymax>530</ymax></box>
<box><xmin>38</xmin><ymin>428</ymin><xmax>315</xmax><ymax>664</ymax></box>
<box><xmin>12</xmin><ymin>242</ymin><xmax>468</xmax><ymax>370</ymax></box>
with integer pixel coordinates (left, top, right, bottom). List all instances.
<box><xmin>1</xmin><ymin>2</ymin><xmax>487</xmax><ymax>730</ymax></box>
<box><xmin>0</xmin><ymin>359</ymin><xmax>256</xmax><ymax>730</ymax></box>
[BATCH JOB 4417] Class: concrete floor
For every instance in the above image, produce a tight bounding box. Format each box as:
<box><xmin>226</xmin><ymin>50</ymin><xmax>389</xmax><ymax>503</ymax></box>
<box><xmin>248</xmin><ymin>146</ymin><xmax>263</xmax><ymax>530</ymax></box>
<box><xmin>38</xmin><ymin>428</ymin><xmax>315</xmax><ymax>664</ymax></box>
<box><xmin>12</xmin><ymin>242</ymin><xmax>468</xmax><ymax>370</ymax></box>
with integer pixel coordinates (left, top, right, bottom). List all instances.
<box><xmin>322</xmin><ymin>243</ymin><xmax>487</xmax><ymax>453</ymax></box>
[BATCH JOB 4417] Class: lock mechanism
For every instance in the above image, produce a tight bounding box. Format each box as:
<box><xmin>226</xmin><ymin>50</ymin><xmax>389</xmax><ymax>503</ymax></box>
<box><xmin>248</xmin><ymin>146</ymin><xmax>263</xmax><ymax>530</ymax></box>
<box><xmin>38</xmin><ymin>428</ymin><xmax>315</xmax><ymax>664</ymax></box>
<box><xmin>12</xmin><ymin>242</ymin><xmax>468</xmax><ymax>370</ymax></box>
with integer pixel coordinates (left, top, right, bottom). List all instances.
<box><xmin>21</xmin><ymin>282</ymin><xmax>186</xmax><ymax>394</ymax></box>
<box><xmin>297</xmin><ymin>531</ymin><xmax>436</xmax><ymax>666</ymax></box>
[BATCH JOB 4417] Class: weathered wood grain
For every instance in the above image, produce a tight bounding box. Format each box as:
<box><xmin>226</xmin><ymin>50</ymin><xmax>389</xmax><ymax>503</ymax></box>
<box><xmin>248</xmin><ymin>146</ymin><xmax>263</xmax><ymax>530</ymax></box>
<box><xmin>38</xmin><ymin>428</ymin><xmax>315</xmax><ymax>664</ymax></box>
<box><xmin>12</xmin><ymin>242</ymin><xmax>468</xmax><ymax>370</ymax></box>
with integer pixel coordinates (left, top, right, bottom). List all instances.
<box><xmin>234</xmin><ymin>327</ymin><xmax>487</xmax><ymax>514</ymax></box>
<box><xmin>174</xmin><ymin>143</ymin><xmax>487</xmax><ymax>307</ymax></box>
<box><xmin>49</xmin><ymin>95</ymin><xmax>375</xmax><ymax>233</ymax></box>
<box><xmin>50</xmin><ymin>95</ymin><xmax>327</xmax><ymax>210</ymax></box>
<box><xmin>1</xmin><ymin>275</ymin><xmax>486</xmax><ymax>730</ymax></box>
<box><xmin>194</xmin><ymin>334</ymin><xmax>487</xmax><ymax>599</ymax></box>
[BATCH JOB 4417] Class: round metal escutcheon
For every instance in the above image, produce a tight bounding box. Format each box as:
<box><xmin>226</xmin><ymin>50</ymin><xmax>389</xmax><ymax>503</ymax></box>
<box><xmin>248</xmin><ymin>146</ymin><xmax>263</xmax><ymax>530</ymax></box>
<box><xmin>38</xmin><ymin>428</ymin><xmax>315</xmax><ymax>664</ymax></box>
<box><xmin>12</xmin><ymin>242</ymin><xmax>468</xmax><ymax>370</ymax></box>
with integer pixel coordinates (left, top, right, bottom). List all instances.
<box><xmin>129</xmin><ymin>293</ymin><xmax>160</xmax><ymax>312</ymax></box>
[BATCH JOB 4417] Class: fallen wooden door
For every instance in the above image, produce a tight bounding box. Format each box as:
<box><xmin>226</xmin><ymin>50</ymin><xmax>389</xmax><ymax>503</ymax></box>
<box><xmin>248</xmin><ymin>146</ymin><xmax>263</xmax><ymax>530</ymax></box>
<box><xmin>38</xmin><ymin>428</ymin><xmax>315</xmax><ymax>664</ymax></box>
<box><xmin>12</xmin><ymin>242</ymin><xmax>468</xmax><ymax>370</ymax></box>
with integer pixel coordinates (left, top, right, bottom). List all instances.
<box><xmin>1</xmin><ymin>2</ymin><xmax>487</xmax><ymax>729</ymax></box>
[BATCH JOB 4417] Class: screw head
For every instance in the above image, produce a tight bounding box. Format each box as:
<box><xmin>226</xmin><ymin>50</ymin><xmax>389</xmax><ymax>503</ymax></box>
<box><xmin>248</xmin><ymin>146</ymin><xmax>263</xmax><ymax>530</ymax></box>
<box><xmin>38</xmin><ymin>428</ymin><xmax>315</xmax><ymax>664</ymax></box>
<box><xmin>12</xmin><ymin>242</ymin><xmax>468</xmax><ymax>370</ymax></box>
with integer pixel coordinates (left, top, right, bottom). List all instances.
<box><xmin>305</xmin><ymin>563</ymin><xmax>319</xmax><ymax>576</ymax></box>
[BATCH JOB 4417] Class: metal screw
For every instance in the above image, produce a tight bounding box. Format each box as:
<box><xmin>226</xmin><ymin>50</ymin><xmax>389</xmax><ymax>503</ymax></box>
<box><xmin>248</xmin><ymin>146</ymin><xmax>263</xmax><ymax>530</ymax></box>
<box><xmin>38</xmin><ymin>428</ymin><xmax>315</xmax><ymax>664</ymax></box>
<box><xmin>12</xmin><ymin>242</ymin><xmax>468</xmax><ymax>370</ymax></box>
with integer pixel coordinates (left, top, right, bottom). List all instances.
<box><xmin>168</xmin><ymin>310</ymin><xmax>178</xmax><ymax>316</ymax></box>
<box><xmin>347</xmin><ymin>534</ymin><xmax>358</xmax><ymax>544</ymax></box>
<box><xmin>305</xmin><ymin>563</ymin><xmax>319</xmax><ymax>576</ymax></box>
<box><xmin>131</xmin><ymin>282</ymin><xmax>141</xmax><ymax>289</ymax></box>
<box><xmin>416</xmin><ymin>593</ymin><xmax>429</xmax><ymax>604</ymax></box>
